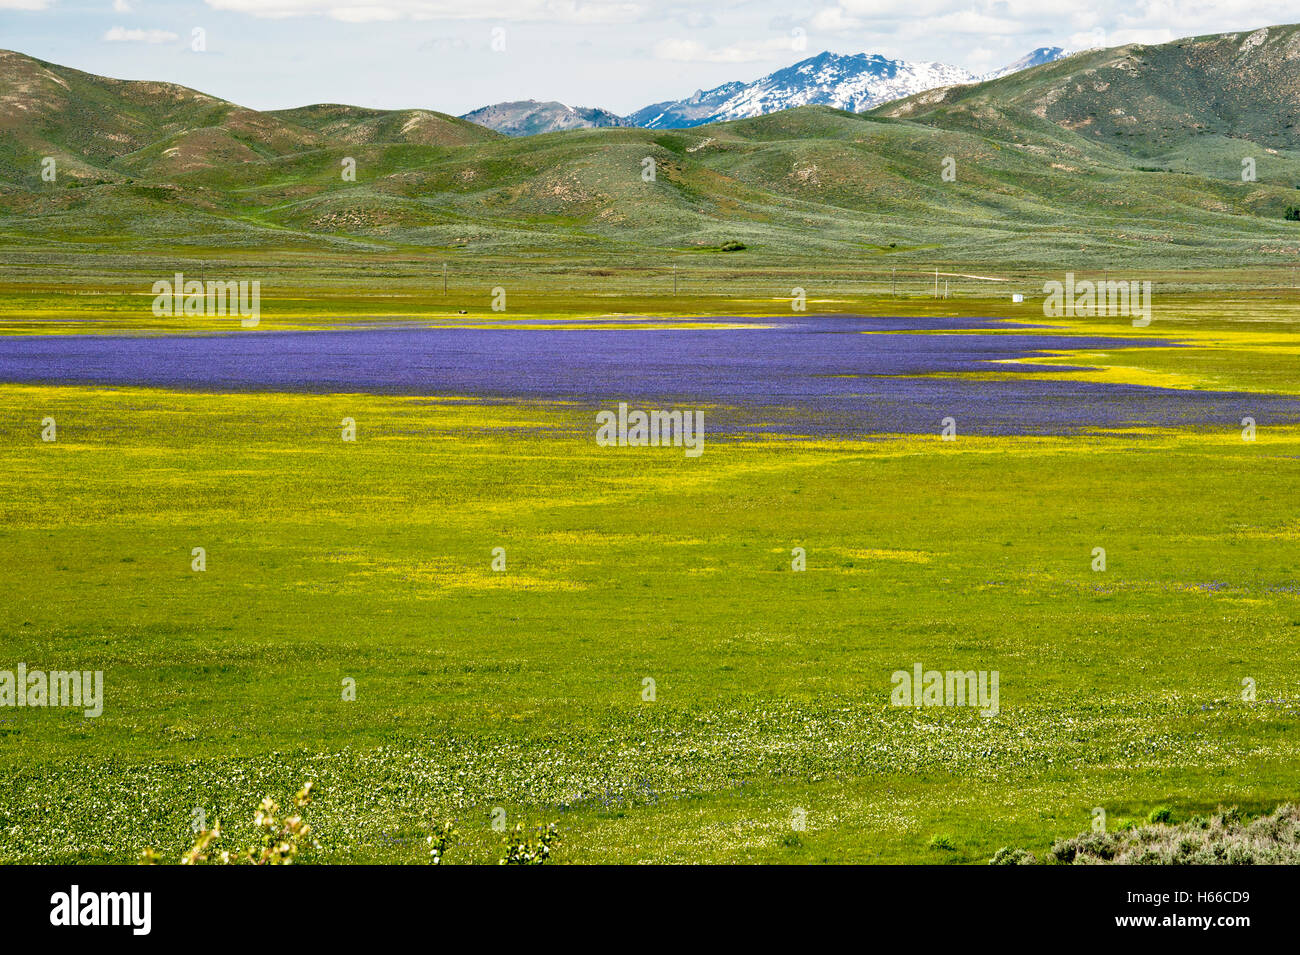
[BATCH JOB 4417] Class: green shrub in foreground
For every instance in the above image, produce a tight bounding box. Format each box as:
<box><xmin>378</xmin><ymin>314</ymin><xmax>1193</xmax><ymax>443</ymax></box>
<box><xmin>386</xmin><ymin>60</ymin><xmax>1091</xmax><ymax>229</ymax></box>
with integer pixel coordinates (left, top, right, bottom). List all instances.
<box><xmin>989</xmin><ymin>846</ymin><xmax>1037</xmax><ymax>865</ymax></box>
<box><xmin>1048</xmin><ymin>804</ymin><xmax>1300</xmax><ymax>865</ymax></box>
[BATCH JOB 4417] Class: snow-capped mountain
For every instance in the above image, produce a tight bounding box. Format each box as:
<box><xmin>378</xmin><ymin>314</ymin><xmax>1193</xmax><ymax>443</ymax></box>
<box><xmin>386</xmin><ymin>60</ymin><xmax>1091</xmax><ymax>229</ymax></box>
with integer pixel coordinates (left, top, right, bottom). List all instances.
<box><xmin>460</xmin><ymin>100</ymin><xmax>627</xmax><ymax>137</ymax></box>
<box><xmin>980</xmin><ymin>46</ymin><xmax>1068</xmax><ymax>81</ymax></box>
<box><xmin>626</xmin><ymin>52</ymin><xmax>978</xmax><ymax>129</ymax></box>
<box><xmin>459</xmin><ymin>47</ymin><xmax>1074</xmax><ymax>136</ymax></box>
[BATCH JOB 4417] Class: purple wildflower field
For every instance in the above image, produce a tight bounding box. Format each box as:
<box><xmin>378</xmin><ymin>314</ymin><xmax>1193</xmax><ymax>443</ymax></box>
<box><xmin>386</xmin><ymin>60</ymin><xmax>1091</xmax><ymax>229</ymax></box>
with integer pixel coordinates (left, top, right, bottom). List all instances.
<box><xmin>1</xmin><ymin>316</ymin><xmax>1293</xmax><ymax>436</ymax></box>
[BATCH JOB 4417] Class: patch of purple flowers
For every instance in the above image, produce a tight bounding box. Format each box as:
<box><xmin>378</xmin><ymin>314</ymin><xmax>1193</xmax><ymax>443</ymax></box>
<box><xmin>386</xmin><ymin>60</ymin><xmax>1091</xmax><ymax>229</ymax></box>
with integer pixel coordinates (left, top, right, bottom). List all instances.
<box><xmin>1</xmin><ymin>316</ymin><xmax>1296</xmax><ymax>437</ymax></box>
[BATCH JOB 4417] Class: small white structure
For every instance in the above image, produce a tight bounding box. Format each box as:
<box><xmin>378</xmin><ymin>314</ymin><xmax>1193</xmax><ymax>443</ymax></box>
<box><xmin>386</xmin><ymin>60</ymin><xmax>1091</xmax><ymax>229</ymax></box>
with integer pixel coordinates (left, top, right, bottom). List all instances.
<box><xmin>1012</xmin><ymin>293</ymin><xmax>1025</xmax><ymax>303</ymax></box>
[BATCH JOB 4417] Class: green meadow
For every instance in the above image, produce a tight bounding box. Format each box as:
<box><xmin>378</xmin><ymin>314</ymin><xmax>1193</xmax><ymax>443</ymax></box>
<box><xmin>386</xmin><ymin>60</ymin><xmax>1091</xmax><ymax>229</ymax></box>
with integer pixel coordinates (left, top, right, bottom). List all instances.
<box><xmin>1</xmin><ymin>295</ymin><xmax>1299</xmax><ymax>864</ymax></box>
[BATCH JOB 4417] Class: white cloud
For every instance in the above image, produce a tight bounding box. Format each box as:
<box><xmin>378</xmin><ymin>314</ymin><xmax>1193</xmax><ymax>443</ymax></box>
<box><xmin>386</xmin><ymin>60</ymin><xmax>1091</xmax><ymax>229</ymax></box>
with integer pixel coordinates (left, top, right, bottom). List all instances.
<box><xmin>103</xmin><ymin>26</ymin><xmax>179</xmax><ymax>42</ymax></box>
<box><xmin>653</xmin><ymin>36</ymin><xmax>803</xmax><ymax>64</ymax></box>
<box><xmin>1067</xmin><ymin>27</ymin><xmax>1109</xmax><ymax>50</ymax></box>
<box><xmin>203</xmin><ymin>0</ymin><xmax>645</xmax><ymax>22</ymax></box>
<box><xmin>925</xmin><ymin>11</ymin><xmax>1023</xmax><ymax>36</ymax></box>
<box><xmin>815</xmin><ymin>0</ymin><xmax>964</xmax><ymax>24</ymax></box>
<box><xmin>112</xmin><ymin>0</ymin><xmax>133</xmax><ymax>12</ymax></box>
<box><xmin>321</xmin><ymin>5</ymin><xmax>403</xmax><ymax>21</ymax></box>
<box><xmin>809</xmin><ymin>7</ymin><xmax>861</xmax><ymax>31</ymax></box>
<box><xmin>1107</xmin><ymin>27</ymin><xmax>1178</xmax><ymax>46</ymax></box>
<box><xmin>0</xmin><ymin>0</ymin><xmax>55</xmax><ymax>9</ymax></box>
<box><xmin>800</xmin><ymin>0</ymin><xmax>1300</xmax><ymax>76</ymax></box>
<box><xmin>810</xmin><ymin>0</ymin><xmax>1300</xmax><ymax>40</ymax></box>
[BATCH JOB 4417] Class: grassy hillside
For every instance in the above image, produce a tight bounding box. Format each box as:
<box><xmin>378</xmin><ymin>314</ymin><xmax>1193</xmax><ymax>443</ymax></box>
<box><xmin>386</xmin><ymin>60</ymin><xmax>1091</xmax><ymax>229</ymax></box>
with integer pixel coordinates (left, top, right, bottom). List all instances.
<box><xmin>268</xmin><ymin>103</ymin><xmax>498</xmax><ymax>148</ymax></box>
<box><xmin>876</xmin><ymin>24</ymin><xmax>1300</xmax><ymax>179</ymax></box>
<box><xmin>2</xmin><ymin>27</ymin><xmax>1300</xmax><ymax>271</ymax></box>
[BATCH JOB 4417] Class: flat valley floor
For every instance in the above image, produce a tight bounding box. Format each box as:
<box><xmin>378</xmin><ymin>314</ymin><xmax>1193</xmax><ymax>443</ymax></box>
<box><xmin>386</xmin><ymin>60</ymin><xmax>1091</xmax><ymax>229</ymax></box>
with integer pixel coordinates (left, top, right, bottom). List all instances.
<box><xmin>1</xmin><ymin>291</ymin><xmax>1298</xmax><ymax>863</ymax></box>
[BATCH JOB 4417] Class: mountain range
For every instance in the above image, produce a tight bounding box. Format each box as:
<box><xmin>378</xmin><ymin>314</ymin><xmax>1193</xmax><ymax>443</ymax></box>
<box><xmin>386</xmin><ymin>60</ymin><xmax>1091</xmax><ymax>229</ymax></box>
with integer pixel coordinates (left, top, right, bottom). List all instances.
<box><xmin>2</xmin><ymin>26</ymin><xmax>1299</xmax><ymax>271</ymax></box>
<box><xmin>460</xmin><ymin>100</ymin><xmax>628</xmax><ymax>137</ymax></box>
<box><xmin>464</xmin><ymin>47</ymin><xmax>1068</xmax><ymax>136</ymax></box>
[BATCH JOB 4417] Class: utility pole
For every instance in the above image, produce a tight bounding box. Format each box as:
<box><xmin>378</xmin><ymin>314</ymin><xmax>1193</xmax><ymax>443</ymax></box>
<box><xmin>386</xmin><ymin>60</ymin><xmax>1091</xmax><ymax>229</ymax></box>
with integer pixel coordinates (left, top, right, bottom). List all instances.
<box><xmin>673</xmin><ymin>265</ymin><xmax>677</xmax><ymax>296</ymax></box>
<box><xmin>443</xmin><ymin>262</ymin><xmax>447</xmax><ymax>295</ymax></box>
<box><xmin>934</xmin><ymin>268</ymin><xmax>939</xmax><ymax>298</ymax></box>
<box><xmin>891</xmin><ymin>267</ymin><xmax>896</xmax><ymax>297</ymax></box>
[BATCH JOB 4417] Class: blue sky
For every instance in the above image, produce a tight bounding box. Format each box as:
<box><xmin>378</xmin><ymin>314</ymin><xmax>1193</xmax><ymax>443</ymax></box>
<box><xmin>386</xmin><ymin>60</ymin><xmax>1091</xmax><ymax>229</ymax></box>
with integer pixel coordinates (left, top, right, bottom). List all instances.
<box><xmin>1</xmin><ymin>1</ymin><xmax>1294</xmax><ymax>116</ymax></box>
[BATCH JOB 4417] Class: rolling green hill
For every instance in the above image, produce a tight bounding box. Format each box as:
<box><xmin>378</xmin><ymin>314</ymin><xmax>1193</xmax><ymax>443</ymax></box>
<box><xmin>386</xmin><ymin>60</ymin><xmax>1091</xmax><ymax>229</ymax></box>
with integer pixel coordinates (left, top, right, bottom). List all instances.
<box><xmin>0</xmin><ymin>49</ymin><xmax>495</xmax><ymax>181</ymax></box>
<box><xmin>2</xmin><ymin>26</ymin><xmax>1300</xmax><ymax>270</ymax></box>
<box><xmin>875</xmin><ymin>24</ymin><xmax>1300</xmax><ymax>167</ymax></box>
<box><xmin>267</xmin><ymin>103</ymin><xmax>499</xmax><ymax>148</ymax></box>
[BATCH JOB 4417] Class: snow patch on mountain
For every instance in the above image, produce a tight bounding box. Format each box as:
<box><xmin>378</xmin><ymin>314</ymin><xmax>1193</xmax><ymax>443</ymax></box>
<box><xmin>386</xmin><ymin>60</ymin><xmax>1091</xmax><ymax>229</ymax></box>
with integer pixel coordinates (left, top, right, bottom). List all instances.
<box><xmin>981</xmin><ymin>47</ymin><xmax>1069</xmax><ymax>81</ymax></box>
<box><xmin>626</xmin><ymin>47</ymin><xmax>1070</xmax><ymax>129</ymax></box>
<box><xmin>627</xmin><ymin>52</ymin><xmax>978</xmax><ymax>128</ymax></box>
